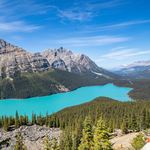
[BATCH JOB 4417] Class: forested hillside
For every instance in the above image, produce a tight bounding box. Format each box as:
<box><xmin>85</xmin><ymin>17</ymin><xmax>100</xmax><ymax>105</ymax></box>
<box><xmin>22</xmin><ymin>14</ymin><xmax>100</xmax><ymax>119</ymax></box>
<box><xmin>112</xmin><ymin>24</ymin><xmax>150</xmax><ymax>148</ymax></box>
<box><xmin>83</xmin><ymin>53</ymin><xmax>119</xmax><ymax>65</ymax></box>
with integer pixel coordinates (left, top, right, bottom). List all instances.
<box><xmin>114</xmin><ymin>79</ymin><xmax>150</xmax><ymax>101</ymax></box>
<box><xmin>0</xmin><ymin>68</ymin><xmax>113</xmax><ymax>99</ymax></box>
<box><xmin>54</xmin><ymin>97</ymin><xmax>150</xmax><ymax>131</ymax></box>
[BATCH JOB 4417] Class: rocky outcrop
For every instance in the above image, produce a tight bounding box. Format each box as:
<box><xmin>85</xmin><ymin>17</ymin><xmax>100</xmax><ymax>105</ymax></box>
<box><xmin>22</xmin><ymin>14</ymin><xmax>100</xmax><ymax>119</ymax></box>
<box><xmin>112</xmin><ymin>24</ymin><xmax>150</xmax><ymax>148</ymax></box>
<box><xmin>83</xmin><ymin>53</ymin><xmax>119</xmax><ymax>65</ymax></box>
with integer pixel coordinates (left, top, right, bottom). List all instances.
<box><xmin>0</xmin><ymin>39</ymin><xmax>50</xmax><ymax>76</ymax></box>
<box><xmin>0</xmin><ymin>125</ymin><xmax>61</xmax><ymax>150</ymax></box>
<box><xmin>56</xmin><ymin>85</ymin><xmax>69</xmax><ymax>92</ymax></box>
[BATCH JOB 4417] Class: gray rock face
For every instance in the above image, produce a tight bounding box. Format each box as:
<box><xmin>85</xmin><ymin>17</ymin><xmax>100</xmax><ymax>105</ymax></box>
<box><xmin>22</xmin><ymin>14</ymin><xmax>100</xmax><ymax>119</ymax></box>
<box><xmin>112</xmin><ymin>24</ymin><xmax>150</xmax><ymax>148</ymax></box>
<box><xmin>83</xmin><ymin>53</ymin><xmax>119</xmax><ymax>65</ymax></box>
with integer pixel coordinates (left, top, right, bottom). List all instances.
<box><xmin>0</xmin><ymin>39</ymin><xmax>50</xmax><ymax>76</ymax></box>
<box><xmin>0</xmin><ymin>38</ymin><xmax>13</xmax><ymax>48</ymax></box>
<box><xmin>41</xmin><ymin>47</ymin><xmax>110</xmax><ymax>78</ymax></box>
<box><xmin>0</xmin><ymin>125</ymin><xmax>62</xmax><ymax>150</ymax></box>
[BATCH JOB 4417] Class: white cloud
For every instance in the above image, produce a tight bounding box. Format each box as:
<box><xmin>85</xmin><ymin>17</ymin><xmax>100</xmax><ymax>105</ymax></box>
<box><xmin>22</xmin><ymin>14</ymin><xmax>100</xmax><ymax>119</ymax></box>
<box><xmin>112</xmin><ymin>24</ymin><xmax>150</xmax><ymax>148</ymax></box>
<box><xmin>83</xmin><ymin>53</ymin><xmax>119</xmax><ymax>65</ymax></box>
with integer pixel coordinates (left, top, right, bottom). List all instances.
<box><xmin>51</xmin><ymin>0</ymin><xmax>124</xmax><ymax>21</ymax></box>
<box><xmin>0</xmin><ymin>21</ymin><xmax>41</xmax><ymax>32</ymax></box>
<box><xmin>102</xmin><ymin>49</ymin><xmax>150</xmax><ymax>60</ymax></box>
<box><xmin>102</xmin><ymin>49</ymin><xmax>136</xmax><ymax>59</ymax></box>
<box><xmin>82</xmin><ymin>20</ymin><xmax>150</xmax><ymax>33</ymax></box>
<box><xmin>46</xmin><ymin>36</ymin><xmax>128</xmax><ymax>46</ymax></box>
<box><xmin>111</xmin><ymin>46</ymin><xmax>125</xmax><ymax>51</ymax></box>
<box><xmin>101</xmin><ymin>20</ymin><xmax>150</xmax><ymax>29</ymax></box>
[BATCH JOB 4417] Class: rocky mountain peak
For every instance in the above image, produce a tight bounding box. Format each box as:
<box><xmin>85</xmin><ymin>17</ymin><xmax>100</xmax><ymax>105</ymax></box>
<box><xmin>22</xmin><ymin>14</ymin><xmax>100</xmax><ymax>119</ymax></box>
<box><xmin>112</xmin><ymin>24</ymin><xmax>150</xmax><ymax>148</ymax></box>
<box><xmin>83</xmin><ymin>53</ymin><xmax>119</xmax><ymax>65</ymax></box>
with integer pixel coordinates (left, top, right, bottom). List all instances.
<box><xmin>0</xmin><ymin>38</ymin><xmax>13</xmax><ymax>48</ymax></box>
<box><xmin>56</xmin><ymin>47</ymin><xmax>68</xmax><ymax>53</ymax></box>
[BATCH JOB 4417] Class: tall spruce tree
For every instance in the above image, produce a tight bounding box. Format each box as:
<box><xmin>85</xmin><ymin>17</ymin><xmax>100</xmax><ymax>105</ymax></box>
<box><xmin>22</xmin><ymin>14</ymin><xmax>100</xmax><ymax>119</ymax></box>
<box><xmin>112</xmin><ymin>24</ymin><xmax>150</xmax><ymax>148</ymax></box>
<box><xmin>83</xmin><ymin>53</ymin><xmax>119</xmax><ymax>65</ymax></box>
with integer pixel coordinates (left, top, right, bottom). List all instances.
<box><xmin>32</xmin><ymin>111</ymin><xmax>36</xmax><ymax>125</ymax></box>
<box><xmin>45</xmin><ymin>111</ymin><xmax>49</xmax><ymax>127</ymax></box>
<box><xmin>95</xmin><ymin>107</ymin><xmax>100</xmax><ymax>125</ymax></box>
<box><xmin>1</xmin><ymin>116</ymin><xmax>4</xmax><ymax>126</ymax></box>
<box><xmin>44</xmin><ymin>135</ymin><xmax>51</xmax><ymax>150</ymax></box>
<box><xmin>64</xmin><ymin>127</ymin><xmax>72</xmax><ymax>150</ymax></box>
<box><xmin>78</xmin><ymin>116</ymin><xmax>94</xmax><ymax>150</ymax></box>
<box><xmin>4</xmin><ymin>116</ymin><xmax>9</xmax><ymax>132</ymax></box>
<box><xmin>93</xmin><ymin>117</ymin><xmax>113</xmax><ymax>150</ymax></box>
<box><xmin>15</xmin><ymin>111</ymin><xmax>20</xmax><ymax>129</ymax></box>
<box><xmin>14</xmin><ymin>132</ymin><xmax>27</xmax><ymax>150</ymax></box>
<box><xmin>59</xmin><ymin>131</ymin><xmax>65</xmax><ymax>150</ymax></box>
<box><xmin>131</xmin><ymin>108</ymin><xmax>137</xmax><ymax>131</ymax></box>
<box><xmin>51</xmin><ymin>137</ymin><xmax>59</xmax><ymax>150</ymax></box>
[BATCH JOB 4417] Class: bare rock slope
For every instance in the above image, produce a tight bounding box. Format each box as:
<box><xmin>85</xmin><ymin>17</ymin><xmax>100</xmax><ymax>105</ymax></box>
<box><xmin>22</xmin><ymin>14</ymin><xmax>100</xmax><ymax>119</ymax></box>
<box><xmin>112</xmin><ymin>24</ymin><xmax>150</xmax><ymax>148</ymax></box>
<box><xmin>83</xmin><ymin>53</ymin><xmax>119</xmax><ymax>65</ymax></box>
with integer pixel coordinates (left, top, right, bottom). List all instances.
<box><xmin>41</xmin><ymin>47</ymin><xmax>121</xmax><ymax>79</ymax></box>
<box><xmin>0</xmin><ymin>125</ymin><xmax>61</xmax><ymax>150</ymax></box>
<box><xmin>0</xmin><ymin>39</ymin><xmax>50</xmax><ymax>76</ymax></box>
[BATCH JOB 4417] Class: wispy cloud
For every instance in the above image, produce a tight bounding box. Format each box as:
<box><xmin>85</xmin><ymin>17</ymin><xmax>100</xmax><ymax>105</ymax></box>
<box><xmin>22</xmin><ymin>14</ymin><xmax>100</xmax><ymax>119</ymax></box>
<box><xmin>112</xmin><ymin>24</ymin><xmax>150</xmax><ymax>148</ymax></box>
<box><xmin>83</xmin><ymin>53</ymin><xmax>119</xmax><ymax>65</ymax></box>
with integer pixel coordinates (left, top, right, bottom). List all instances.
<box><xmin>0</xmin><ymin>0</ymin><xmax>46</xmax><ymax>32</ymax></box>
<box><xmin>102</xmin><ymin>49</ymin><xmax>150</xmax><ymax>59</ymax></box>
<box><xmin>0</xmin><ymin>21</ymin><xmax>41</xmax><ymax>32</ymax></box>
<box><xmin>46</xmin><ymin>36</ymin><xmax>128</xmax><ymax>46</ymax></box>
<box><xmin>111</xmin><ymin>46</ymin><xmax>125</xmax><ymax>51</ymax></box>
<box><xmin>0</xmin><ymin>0</ymin><xmax>50</xmax><ymax>19</ymax></box>
<box><xmin>101</xmin><ymin>20</ymin><xmax>150</xmax><ymax>29</ymax></box>
<box><xmin>82</xmin><ymin>19</ymin><xmax>150</xmax><ymax>33</ymax></box>
<box><xmin>51</xmin><ymin>0</ymin><xmax>125</xmax><ymax>21</ymax></box>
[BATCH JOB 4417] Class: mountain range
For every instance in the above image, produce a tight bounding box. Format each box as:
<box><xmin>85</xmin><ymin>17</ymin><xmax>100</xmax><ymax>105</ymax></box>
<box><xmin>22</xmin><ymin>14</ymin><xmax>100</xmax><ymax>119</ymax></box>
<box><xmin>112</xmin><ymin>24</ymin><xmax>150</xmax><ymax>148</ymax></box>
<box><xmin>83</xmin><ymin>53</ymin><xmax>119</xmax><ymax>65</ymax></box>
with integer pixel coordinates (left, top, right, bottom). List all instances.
<box><xmin>113</xmin><ymin>60</ymin><xmax>150</xmax><ymax>79</ymax></box>
<box><xmin>0</xmin><ymin>38</ymin><xmax>121</xmax><ymax>79</ymax></box>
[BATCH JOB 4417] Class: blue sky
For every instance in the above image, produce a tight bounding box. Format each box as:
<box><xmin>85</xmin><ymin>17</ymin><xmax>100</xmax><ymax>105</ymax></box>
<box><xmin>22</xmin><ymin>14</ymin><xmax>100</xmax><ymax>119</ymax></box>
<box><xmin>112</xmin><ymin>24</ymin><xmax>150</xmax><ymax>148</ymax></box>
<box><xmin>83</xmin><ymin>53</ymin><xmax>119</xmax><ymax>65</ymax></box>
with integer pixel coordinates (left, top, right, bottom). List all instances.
<box><xmin>0</xmin><ymin>0</ymin><xmax>150</xmax><ymax>69</ymax></box>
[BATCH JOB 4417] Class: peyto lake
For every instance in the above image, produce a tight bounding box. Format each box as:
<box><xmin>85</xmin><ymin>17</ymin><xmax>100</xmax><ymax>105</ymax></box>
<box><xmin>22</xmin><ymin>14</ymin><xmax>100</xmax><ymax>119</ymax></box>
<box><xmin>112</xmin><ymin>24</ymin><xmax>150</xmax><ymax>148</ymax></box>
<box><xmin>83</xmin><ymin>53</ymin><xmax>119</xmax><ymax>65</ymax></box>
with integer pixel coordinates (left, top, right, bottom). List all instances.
<box><xmin>0</xmin><ymin>83</ymin><xmax>132</xmax><ymax>118</ymax></box>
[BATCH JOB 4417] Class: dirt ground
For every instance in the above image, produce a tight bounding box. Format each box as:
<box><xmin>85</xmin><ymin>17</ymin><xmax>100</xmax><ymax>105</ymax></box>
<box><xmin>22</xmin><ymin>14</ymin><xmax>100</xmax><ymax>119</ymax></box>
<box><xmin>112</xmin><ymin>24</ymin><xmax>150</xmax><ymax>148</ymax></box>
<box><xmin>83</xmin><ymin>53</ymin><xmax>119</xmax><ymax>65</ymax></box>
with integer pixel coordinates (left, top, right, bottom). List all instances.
<box><xmin>110</xmin><ymin>132</ymin><xmax>139</xmax><ymax>150</ymax></box>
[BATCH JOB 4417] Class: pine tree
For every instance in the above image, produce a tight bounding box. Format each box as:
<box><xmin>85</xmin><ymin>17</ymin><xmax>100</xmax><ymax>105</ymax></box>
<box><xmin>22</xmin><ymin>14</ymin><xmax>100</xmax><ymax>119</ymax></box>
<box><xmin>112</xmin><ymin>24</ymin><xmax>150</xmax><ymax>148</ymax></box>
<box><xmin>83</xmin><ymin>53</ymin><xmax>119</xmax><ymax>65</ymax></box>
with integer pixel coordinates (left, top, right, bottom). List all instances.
<box><xmin>52</xmin><ymin>113</ymin><xmax>56</xmax><ymax>128</ymax></box>
<box><xmin>128</xmin><ymin>114</ymin><xmax>131</xmax><ymax>129</ymax></box>
<box><xmin>59</xmin><ymin>131</ymin><xmax>65</xmax><ymax>150</ymax></box>
<box><xmin>37</xmin><ymin>112</ymin><xmax>42</xmax><ymax>126</ymax></box>
<box><xmin>45</xmin><ymin>111</ymin><xmax>49</xmax><ymax>127</ymax></box>
<box><xmin>32</xmin><ymin>111</ymin><xmax>36</xmax><ymax>125</ymax></box>
<box><xmin>8</xmin><ymin>116</ymin><xmax>14</xmax><ymax>126</ymax></box>
<box><xmin>51</xmin><ymin>137</ymin><xmax>59</xmax><ymax>150</ymax></box>
<box><xmin>131</xmin><ymin>108</ymin><xmax>137</xmax><ymax>131</ymax></box>
<box><xmin>14</xmin><ymin>132</ymin><xmax>27</xmax><ymax>150</ymax></box>
<box><xmin>108</xmin><ymin>116</ymin><xmax>113</xmax><ymax>133</ymax></box>
<box><xmin>64</xmin><ymin>127</ymin><xmax>72</xmax><ymax>150</ymax></box>
<box><xmin>44</xmin><ymin>135</ymin><xmax>51</xmax><ymax>150</ymax></box>
<box><xmin>121</xmin><ymin>119</ymin><xmax>128</xmax><ymax>134</ymax></box>
<box><xmin>145</xmin><ymin>107</ymin><xmax>150</xmax><ymax>129</ymax></box>
<box><xmin>93</xmin><ymin>117</ymin><xmax>113</xmax><ymax>150</ymax></box>
<box><xmin>48</xmin><ymin>116</ymin><xmax>53</xmax><ymax>128</ymax></box>
<box><xmin>95</xmin><ymin>107</ymin><xmax>100</xmax><ymax>125</ymax></box>
<box><xmin>72</xmin><ymin>118</ymin><xmax>83</xmax><ymax>150</ymax></box>
<box><xmin>20</xmin><ymin>115</ymin><xmax>24</xmax><ymax>126</ymax></box>
<box><xmin>78</xmin><ymin>116</ymin><xmax>94</xmax><ymax>150</ymax></box>
<box><xmin>121</xmin><ymin>110</ymin><xmax>128</xmax><ymax>134</ymax></box>
<box><xmin>4</xmin><ymin>116</ymin><xmax>9</xmax><ymax>132</ymax></box>
<box><xmin>15</xmin><ymin>111</ymin><xmax>20</xmax><ymax>129</ymax></box>
<box><xmin>142</xmin><ymin>108</ymin><xmax>146</xmax><ymax>130</ymax></box>
<box><xmin>72</xmin><ymin>132</ymin><xmax>78</xmax><ymax>150</ymax></box>
<box><xmin>1</xmin><ymin>116</ymin><xmax>4</xmax><ymax>126</ymax></box>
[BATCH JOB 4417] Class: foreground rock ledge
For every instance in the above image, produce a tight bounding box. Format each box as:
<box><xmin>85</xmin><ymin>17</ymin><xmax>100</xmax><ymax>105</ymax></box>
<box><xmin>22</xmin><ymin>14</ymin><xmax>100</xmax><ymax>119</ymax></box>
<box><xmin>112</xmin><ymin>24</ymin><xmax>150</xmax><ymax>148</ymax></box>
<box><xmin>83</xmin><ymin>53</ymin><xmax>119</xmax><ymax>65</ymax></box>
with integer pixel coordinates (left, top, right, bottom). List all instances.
<box><xmin>0</xmin><ymin>125</ymin><xmax>62</xmax><ymax>150</ymax></box>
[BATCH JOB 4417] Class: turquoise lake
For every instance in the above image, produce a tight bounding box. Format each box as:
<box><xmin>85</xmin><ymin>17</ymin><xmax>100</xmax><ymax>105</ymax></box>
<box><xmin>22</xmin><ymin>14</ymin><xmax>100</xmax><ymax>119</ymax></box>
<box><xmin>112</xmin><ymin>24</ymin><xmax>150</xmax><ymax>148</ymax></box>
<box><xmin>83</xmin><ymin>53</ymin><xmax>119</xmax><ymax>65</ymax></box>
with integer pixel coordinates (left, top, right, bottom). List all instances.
<box><xmin>0</xmin><ymin>83</ymin><xmax>132</xmax><ymax>118</ymax></box>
